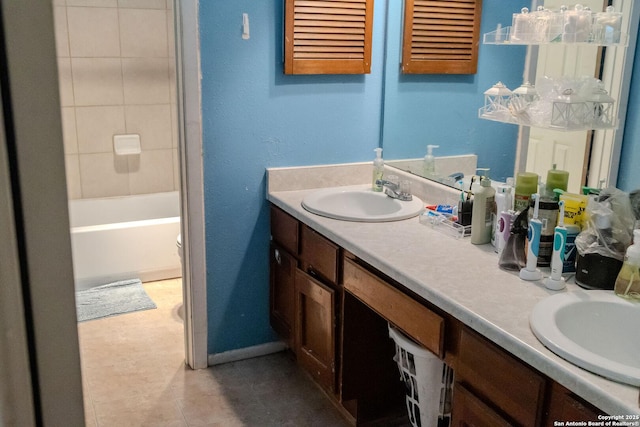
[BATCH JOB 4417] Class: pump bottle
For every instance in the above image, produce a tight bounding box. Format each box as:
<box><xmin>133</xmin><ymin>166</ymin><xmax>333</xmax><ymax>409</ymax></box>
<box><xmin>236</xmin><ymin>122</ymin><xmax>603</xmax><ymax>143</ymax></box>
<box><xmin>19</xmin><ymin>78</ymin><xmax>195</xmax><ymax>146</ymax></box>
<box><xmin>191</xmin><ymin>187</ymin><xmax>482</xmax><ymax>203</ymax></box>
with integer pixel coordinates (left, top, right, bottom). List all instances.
<box><xmin>614</xmin><ymin>229</ymin><xmax>640</xmax><ymax>300</ymax></box>
<box><xmin>423</xmin><ymin>145</ymin><xmax>439</xmax><ymax>178</ymax></box>
<box><xmin>372</xmin><ymin>148</ymin><xmax>384</xmax><ymax>191</ymax></box>
<box><xmin>471</xmin><ymin>169</ymin><xmax>496</xmax><ymax>245</ymax></box>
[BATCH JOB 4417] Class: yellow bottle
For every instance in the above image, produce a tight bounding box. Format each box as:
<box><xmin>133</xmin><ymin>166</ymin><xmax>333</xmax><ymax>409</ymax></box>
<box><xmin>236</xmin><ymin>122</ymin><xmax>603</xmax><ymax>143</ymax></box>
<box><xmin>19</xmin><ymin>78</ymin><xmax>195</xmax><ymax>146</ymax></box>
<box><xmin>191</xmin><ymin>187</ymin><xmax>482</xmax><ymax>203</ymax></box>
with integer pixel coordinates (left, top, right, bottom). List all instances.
<box><xmin>614</xmin><ymin>229</ymin><xmax>640</xmax><ymax>300</ymax></box>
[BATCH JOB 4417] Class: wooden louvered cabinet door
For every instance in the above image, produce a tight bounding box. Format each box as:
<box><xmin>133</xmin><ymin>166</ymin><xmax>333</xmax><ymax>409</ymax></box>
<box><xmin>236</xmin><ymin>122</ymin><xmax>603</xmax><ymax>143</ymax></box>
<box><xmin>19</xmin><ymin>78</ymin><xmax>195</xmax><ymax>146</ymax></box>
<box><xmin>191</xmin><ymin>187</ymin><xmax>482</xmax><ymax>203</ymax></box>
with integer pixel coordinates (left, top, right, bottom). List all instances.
<box><xmin>284</xmin><ymin>0</ymin><xmax>374</xmax><ymax>74</ymax></box>
<box><xmin>402</xmin><ymin>0</ymin><xmax>483</xmax><ymax>74</ymax></box>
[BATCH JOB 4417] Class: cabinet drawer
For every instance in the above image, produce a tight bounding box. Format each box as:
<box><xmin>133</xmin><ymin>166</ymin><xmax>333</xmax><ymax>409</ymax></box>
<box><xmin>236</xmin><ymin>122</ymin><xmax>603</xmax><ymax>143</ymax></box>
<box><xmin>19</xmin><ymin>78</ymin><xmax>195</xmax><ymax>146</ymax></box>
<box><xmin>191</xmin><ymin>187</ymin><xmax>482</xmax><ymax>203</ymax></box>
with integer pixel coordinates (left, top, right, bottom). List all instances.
<box><xmin>457</xmin><ymin>327</ymin><xmax>545</xmax><ymax>427</ymax></box>
<box><xmin>545</xmin><ymin>382</ymin><xmax>604</xmax><ymax>424</ymax></box>
<box><xmin>270</xmin><ymin>205</ymin><xmax>298</xmax><ymax>255</ymax></box>
<box><xmin>451</xmin><ymin>383</ymin><xmax>513</xmax><ymax>427</ymax></box>
<box><xmin>300</xmin><ymin>225</ymin><xmax>339</xmax><ymax>284</ymax></box>
<box><xmin>343</xmin><ymin>257</ymin><xmax>444</xmax><ymax>358</ymax></box>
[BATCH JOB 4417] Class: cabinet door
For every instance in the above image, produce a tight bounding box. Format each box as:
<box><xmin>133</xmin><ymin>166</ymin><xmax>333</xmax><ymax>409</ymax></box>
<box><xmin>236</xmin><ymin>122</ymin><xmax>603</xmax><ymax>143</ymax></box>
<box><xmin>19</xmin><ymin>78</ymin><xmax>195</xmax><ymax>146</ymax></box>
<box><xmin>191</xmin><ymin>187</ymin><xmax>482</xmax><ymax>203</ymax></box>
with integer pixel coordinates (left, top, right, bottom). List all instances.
<box><xmin>269</xmin><ymin>244</ymin><xmax>296</xmax><ymax>348</ymax></box>
<box><xmin>456</xmin><ymin>328</ymin><xmax>546</xmax><ymax>427</ymax></box>
<box><xmin>545</xmin><ymin>382</ymin><xmax>604</xmax><ymax>424</ymax></box>
<box><xmin>451</xmin><ymin>383</ymin><xmax>513</xmax><ymax>427</ymax></box>
<box><xmin>295</xmin><ymin>268</ymin><xmax>336</xmax><ymax>393</ymax></box>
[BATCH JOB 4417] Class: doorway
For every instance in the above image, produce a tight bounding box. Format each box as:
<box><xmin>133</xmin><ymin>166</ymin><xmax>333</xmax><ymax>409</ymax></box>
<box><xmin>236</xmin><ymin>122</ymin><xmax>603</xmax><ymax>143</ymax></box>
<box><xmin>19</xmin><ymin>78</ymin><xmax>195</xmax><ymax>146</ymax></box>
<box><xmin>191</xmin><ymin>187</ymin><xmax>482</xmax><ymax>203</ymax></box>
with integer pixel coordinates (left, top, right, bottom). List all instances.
<box><xmin>52</xmin><ymin>0</ymin><xmax>207</xmax><ymax>368</ymax></box>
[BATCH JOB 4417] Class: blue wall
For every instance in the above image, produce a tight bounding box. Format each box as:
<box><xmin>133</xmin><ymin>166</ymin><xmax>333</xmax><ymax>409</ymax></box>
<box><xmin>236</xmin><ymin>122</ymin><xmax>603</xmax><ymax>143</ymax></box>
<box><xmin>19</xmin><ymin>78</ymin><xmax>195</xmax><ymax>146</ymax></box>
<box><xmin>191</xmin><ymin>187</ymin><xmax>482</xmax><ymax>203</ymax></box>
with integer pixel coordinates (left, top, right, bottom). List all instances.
<box><xmin>198</xmin><ymin>1</ymin><xmax>558</xmax><ymax>355</ymax></box>
<box><xmin>618</xmin><ymin>23</ymin><xmax>640</xmax><ymax>192</ymax></box>
<box><xmin>382</xmin><ymin>1</ymin><xmax>528</xmax><ymax>182</ymax></box>
<box><xmin>199</xmin><ymin>0</ymin><xmax>386</xmax><ymax>353</ymax></box>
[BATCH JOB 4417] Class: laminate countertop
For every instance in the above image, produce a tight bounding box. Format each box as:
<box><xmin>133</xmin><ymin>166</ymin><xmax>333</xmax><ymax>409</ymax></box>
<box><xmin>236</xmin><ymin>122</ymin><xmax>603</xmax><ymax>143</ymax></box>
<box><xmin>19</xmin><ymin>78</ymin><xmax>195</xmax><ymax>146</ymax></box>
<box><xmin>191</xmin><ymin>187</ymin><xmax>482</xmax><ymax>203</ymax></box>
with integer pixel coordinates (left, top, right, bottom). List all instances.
<box><xmin>266</xmin><ymin>162</ymin><xmax>640</xmax><ymax>418</ymax></box>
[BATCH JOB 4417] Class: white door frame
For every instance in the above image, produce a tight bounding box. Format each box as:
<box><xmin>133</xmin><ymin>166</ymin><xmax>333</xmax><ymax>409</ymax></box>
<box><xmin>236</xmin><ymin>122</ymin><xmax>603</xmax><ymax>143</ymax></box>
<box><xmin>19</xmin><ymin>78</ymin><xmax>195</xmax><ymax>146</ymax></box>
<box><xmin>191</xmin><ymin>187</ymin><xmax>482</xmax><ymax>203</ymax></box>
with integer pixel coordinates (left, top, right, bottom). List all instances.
<box><xmin>1</xmin><ymin>1</ymin><xmax>85</xmax><ymax>424</ymax></box>
<box><xmin>0</xmin><ymin>73</ymin><xmax>37</xmax><ymax>427</ymax></box>
<box><xmin>175</xmin><ymin>0</ymin><xmax>208</xmax><ymax>369</ymax></box>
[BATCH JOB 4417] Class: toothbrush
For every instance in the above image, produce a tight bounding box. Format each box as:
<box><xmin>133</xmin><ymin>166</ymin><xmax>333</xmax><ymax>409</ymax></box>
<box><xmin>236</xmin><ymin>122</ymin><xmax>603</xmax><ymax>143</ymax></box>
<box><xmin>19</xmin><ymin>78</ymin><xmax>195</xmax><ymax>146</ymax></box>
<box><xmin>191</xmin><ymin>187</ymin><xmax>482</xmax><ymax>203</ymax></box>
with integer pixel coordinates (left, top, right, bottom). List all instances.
<box><xmin>520</xmin><ymin>193</ymin><xmax>543</xmax><ymax>281</ymax></box>
<box><xmin>545</xmin><ymin>200</ymin><xmax>567</xmax><ymax>290</ymax></box>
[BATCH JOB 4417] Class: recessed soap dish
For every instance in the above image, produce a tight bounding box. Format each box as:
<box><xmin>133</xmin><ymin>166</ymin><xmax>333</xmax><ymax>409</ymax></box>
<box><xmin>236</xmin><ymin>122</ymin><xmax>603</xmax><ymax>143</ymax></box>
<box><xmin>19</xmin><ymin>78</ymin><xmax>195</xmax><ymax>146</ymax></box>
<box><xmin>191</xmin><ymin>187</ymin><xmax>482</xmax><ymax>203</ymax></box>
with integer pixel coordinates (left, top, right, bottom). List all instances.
<box><xmin>113</xmin><ymin>134</ymin><xmax>141</xmax><ymax>155</ymax></box>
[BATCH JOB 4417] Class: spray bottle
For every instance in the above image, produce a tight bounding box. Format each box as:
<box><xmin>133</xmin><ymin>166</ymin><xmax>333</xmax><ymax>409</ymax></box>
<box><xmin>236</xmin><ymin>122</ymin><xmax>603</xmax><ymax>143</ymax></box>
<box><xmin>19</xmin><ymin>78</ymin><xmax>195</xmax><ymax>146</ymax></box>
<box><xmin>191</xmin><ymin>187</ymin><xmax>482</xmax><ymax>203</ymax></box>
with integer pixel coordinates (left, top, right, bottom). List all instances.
<box><xmin>372</xmin><ymin>148</ymin><xmax>384</xmax><ymax>191</ymax></box>
<box><xmin>471</xmin><ymin>169</ymin><xmax>496</xmax><ymax>245</ymax></box>
<box><xmin>614</xmin><ymin>229</ymin><xmax>640</xmax><ymax>300</ymax></box>
<box><xmin>520</xmin><ymin>193</ymin><xmax>543</xmax><ymax>281</ymax></box>
<box><xmin>545</xmin><ymin>200</ymin><xmax>567</xmax><ymax>290</ymax></box>
<box><xmin>423</xmin><ymin>145</ymin><xmax>440</xmax><ymax>178</ymax></box>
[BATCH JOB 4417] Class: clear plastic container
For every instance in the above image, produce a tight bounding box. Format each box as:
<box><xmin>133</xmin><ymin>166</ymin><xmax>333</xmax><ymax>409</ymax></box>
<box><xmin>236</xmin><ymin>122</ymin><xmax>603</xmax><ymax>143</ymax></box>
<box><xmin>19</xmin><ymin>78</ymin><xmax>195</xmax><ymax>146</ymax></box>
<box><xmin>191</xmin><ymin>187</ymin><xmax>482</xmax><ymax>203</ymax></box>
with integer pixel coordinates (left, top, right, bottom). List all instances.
<box><xmin>592</xmin><ymin>6</ymin><xmax>622</xmax><ymax>44</ymax></box>
<box><xmin>562</xmin><ymin>4</ymin><xmax>593</xmax><ymax>43</ymax></box>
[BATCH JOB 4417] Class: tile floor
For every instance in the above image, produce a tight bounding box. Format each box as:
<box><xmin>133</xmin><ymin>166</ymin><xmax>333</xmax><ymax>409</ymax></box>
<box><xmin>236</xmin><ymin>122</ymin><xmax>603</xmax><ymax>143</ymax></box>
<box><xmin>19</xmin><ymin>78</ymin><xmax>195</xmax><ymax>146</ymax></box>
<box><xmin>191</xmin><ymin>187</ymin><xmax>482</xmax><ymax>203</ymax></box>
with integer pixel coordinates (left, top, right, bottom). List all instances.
<box><xmin>77</xmin><ymin>278</ymin><xmax>351</xmax><ymax>427</ymax></box>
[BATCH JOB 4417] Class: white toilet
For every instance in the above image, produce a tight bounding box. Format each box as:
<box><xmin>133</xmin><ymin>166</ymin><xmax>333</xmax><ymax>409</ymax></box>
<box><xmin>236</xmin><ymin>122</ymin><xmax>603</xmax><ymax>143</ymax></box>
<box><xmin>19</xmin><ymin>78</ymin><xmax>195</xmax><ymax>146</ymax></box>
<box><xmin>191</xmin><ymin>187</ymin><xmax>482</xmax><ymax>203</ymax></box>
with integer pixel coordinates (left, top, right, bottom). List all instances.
<box><xmin>176</xmin><ymin>234</ymin><xmax>182</xmax><ymax>262</ymax></box>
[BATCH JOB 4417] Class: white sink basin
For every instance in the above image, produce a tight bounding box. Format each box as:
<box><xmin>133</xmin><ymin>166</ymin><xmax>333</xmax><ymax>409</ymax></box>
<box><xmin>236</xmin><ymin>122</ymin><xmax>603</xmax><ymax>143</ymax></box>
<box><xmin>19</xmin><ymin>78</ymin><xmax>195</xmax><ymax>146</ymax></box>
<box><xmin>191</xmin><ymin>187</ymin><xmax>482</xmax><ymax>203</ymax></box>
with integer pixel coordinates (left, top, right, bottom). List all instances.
<box><xmin>301</xmin><ymin>186</ymin><xmax>424</xmax><ymax>222</ymax></box>
<box><xmin>530</xmin><ymin>290</ymin><xmax>640</xmax><ymax>386</ymax></box>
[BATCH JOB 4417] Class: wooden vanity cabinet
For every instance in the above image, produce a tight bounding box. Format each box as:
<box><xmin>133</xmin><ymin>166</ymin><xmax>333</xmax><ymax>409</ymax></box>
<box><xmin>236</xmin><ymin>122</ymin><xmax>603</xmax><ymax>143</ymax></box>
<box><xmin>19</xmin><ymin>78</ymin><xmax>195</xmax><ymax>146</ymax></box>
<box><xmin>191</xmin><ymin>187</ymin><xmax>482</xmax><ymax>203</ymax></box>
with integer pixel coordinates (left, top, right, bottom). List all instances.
<box><xmin>295</xmin><ymin>224</ymin><xmax>342</xmax><ymax>394</ymax></box>
<box><xmin>544</xmin><ymin>382</ymin><xmax>604</xmax><ymax>424</ymax></box>
<box><xmin>269</xmin><ymin>206</ymin><xmax>299</xmax><ymax>348</ymax></box>
<box><xmin>269</xmin><ymin>203</ymin><xmax>609</xmax><ymax>426</ymax></box>
<box><xmin>270</xmin><ymin>206</ymin><xmax>342</xmax><ymax>394</ymax></box>
<box><xmin>453</xmin><ymin>327</ymin><xmax>546</xmax><ymax>427</ymax></box>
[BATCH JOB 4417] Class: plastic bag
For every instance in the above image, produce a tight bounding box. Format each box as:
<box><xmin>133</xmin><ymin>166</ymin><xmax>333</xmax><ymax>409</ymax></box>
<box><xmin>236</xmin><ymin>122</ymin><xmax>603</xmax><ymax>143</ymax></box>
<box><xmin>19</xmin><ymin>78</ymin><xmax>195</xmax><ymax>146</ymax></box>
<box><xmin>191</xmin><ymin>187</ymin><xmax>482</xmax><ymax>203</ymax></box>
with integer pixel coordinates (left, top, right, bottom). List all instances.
<box><xmin>575</xmin><ymin>187</ymin><xmax>635</xmax><ymax>261</ymax></box>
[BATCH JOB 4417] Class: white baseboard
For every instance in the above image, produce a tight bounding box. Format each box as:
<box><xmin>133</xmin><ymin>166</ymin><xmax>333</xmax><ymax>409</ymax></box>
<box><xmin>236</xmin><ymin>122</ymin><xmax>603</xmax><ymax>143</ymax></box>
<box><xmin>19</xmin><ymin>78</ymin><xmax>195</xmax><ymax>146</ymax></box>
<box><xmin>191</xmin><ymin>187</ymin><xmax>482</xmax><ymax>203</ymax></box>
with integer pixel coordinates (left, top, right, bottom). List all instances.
<box><xmin>207</xmin><ymin>341</ymin><xmax>287</xmax><ymax>366</ymax></box>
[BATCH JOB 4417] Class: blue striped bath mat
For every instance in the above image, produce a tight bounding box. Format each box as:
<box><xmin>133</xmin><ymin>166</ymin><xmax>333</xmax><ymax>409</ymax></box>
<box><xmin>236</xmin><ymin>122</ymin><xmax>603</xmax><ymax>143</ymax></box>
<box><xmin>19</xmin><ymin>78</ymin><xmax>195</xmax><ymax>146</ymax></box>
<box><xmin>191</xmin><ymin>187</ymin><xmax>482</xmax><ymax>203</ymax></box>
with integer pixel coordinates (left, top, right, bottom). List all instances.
<box><xmin>75</xmin><ymin>279</ymin><xmax>156</xmax><ymax>322</ymax></box>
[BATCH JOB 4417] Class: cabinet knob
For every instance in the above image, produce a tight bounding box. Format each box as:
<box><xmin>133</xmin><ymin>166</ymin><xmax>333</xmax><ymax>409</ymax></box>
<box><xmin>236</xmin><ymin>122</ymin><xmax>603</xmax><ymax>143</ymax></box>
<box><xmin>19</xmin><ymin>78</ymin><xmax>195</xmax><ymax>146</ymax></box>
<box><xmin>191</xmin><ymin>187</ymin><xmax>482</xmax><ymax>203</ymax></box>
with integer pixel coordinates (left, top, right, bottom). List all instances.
<box><xmin>274</xmin><ymin>248</ymin><xmax>282</xmax><ymax>265</ymax></box>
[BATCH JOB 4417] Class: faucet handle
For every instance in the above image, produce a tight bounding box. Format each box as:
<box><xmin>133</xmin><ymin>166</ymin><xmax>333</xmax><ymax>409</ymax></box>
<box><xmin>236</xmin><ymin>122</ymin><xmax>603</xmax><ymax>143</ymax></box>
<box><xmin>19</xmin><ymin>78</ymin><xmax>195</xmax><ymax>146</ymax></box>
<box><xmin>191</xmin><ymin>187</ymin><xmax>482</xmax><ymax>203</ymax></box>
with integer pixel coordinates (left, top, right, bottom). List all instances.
<box><xmin>399</xmin><ymin>180</ymin><xmax>411</xmax><ymax>196</ymax></box>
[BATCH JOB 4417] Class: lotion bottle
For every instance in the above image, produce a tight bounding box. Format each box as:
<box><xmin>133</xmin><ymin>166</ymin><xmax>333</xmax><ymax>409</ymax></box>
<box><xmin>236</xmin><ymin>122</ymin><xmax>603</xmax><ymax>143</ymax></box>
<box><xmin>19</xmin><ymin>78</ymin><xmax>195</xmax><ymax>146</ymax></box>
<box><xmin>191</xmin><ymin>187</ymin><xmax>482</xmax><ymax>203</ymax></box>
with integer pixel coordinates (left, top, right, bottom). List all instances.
<box><xmin>471</xmin><ymin>169</ymin><xmax>496</xmax><ymax>245</ymax></box>
<box><xmin>423</xmin><ymin>145</ymin><xmax>440</xmax><ymax>178</ymax></box>
<box><xmin>372</xmin><ymin>148</ymin><xmax>384</xmax><ymax>191</ymax></box>
<box><xmin>614</xmin><ymin>229</ymin><xmax>640</xmax><ymax>300</ymax></box>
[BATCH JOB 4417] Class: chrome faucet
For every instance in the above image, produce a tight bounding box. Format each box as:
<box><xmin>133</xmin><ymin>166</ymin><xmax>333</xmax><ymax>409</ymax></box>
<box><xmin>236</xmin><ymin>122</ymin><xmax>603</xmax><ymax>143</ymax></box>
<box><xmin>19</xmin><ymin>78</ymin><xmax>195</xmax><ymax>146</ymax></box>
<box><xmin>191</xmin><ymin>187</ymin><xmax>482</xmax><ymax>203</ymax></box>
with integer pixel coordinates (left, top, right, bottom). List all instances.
<box><xmin>375</xmin><ymin>179</ymin><xmax>413</xmax><ymax>201</ymax></box>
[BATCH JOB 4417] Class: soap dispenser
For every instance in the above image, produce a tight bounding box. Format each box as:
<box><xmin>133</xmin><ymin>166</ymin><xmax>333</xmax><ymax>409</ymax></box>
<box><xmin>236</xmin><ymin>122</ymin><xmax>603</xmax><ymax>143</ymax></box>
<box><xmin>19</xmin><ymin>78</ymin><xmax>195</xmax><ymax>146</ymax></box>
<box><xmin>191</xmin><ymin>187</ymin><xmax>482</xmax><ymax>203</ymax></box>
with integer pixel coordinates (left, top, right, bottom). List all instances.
<box><xmin>614</xmin><ymin>229</ymin><xmax>640</xmax><ymax>300</ymax></box>
<box><xmin>423</xmin><ymin>145</ymin><xmax>440</xmax><ymax>178</ymax></box>
<box><xmin>372</xmin><ymin>148</ymin><xmax>384</xmax><ymax>192</ymax></box>
<box><xmin>471</xmin><ymin>168</ymin><xmax>496</xmax><ymax>245</ymax></box>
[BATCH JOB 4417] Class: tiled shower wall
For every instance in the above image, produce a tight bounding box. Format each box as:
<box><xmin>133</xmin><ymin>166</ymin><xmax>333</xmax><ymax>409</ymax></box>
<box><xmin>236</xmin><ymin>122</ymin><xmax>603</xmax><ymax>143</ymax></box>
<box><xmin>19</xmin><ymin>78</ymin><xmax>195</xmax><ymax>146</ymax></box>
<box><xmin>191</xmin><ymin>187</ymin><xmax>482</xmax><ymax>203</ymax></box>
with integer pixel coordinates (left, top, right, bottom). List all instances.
<box><xmin>53</xmin><ymin>0</ymin><xmax>179</xmax><ymax>200</ymax></box>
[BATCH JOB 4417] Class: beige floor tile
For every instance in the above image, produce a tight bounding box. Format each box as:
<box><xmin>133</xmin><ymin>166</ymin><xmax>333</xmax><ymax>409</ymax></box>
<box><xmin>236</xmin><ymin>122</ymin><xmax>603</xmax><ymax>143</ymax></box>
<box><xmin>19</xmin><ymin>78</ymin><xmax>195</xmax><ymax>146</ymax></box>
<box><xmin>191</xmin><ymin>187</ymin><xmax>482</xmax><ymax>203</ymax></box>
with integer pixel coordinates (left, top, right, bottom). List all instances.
<box><xmin>78</xmin><ymin>278</ymin><xmax>350</xmax><ymax>427</ymax></box>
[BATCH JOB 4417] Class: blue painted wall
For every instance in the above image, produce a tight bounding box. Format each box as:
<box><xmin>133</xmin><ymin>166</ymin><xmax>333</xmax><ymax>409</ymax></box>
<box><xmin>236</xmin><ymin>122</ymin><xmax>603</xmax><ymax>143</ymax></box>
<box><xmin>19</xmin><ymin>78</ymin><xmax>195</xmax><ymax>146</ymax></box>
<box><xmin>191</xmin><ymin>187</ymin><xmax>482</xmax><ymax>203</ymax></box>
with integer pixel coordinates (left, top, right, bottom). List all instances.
<box><xmin>618</xmin><ymin>23</ymin><xmax>640</xmax><ymax>192</ymax></box>
<box><xmin>198</xmin><ymin>1</ymin><xmax>572</xmax><ymax>354</ymax></box>
<box><xmin>382</xmin><ymin>1</ymin><xmax>528</xmax><ymax>182</ymax></box>
<box><xmin>199</xmin><ymin>0</ymin><xmax>386</xmax><ymax>353</ymax></box>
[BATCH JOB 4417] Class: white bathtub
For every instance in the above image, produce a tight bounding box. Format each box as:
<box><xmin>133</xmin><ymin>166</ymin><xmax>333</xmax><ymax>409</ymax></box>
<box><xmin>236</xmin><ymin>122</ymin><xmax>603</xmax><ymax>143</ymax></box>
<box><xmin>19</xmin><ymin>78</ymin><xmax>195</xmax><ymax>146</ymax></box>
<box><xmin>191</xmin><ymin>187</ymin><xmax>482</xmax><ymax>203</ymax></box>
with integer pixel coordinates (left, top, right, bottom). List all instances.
<box><xmin>69</xmin><ymin>191</ymin><xmax>182</xmax><ymax>290</ymax></box>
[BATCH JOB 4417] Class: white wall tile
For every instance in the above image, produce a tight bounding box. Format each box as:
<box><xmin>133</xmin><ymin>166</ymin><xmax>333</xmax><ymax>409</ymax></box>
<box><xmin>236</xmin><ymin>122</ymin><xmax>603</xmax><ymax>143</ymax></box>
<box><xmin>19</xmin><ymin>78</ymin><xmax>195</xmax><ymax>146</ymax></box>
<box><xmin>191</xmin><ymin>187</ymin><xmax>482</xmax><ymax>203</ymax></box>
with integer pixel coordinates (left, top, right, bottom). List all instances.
<box><xmin>124</xmin><ymin>104</ymin><xmax>172</xmax><ymax>150</ymax></box>
<box><xmin>127</xmin><ymin>149</ymin><xmax>174</xmax><ymax>194</ymax></box>
<box><xmin>67</xmin><ymin>0</ymin><xmax>117</xmax><ymax>7</ymax></box>
<box><xmin>79</xmin><ymin>153</ymin><xmax>130</xmax><ymax>198</ymax></box>
<box><xmin>55</xmin><ymin>0</ymin><xmax>178</xmax><ymax>199</ymax></box>
<box><xmin>67</xmin><ymin>7</ymin><xmax>120</xmax><ymax>57</ymax></box>
<box><xmin>119</xmin><ymin>9</ymin><xmax>167</xmax><ymax>58</ymax></box>
<box><xmin>172</xmin><ymin>148</ymin><xmax>179</xmax><ymax>190</ymax></box>
<box><xmin>118</xmin><ymin>0</ymin><xmax>166</xmax><ymax>10</ymax></box>
<box><xmin>61</xmin><ymin>107</ymin><xmax>79</xmax><ymax>154</ymax></box>
<box><xmin>57</xmin><ymin>58</ymin><xmax>75</xmax><ymax>106</ymax></box>
<box><xmin>76</xmin><ymin>106</ymin><xmax>126</xmax><ymax>153</ymax></box>
<box><xmin>170</xmin><ymin>102</ymin><xmax>178</xmax><ymax>148</ymax></box>
<box><xmin>53</xmin><ymin>6</ymin><xmax>70</xmax><ymax>57</ymax></box>
<box><xmin>167</xmin><ymin>8</ymin><xmax>175</xmax><ymax>58</ymax></box>
<box><xmin>71</xmin><ymin>58</ymin><xmax>124</xmax><ymax>106</ymax></box>
<box><xmin>65</xmin><ymin>155</ymin><xmax>83</xmax><ymax>200</ymax></box>
<box><xmin>168</xmin><ymin>59</ymin><xmax>176</xmax><ymax>104</ymax></box>
<box><xmin>122</xmin><ymin>58</ymin><xmax>170</xmax><ymax>104</ymax></box>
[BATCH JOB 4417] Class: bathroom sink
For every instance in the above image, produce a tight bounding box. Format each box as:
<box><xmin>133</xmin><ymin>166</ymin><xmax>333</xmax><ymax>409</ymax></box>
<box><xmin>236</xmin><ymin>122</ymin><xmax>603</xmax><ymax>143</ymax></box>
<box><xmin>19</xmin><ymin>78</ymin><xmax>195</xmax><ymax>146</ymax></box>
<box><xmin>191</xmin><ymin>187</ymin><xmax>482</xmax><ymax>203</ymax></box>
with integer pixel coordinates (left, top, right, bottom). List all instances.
<box><xmin>301</xmin><ymin>186</ymin><xmax>424</xmax><ymax>222</ymax></box>
<box><xmin>530</xmin><ymin>290</ymin><xmax>640</xmax><ymax>386</ymax></box>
